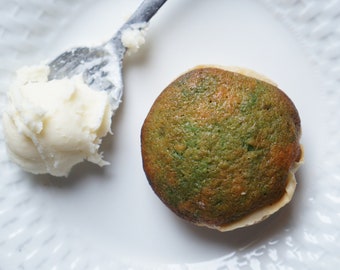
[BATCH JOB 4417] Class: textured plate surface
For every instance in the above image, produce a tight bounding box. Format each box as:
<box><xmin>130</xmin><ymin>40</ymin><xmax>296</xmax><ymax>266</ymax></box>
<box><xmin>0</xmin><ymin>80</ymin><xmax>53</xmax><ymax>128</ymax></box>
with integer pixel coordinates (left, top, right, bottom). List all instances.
<box><xmin>0</xmin><ymin>0</ymin><xmax>340</xmax><ymax>269</ymax></box>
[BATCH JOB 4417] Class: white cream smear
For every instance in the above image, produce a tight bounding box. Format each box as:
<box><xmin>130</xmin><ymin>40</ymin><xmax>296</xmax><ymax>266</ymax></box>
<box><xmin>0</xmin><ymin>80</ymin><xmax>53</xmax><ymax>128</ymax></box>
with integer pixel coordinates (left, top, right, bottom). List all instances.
<box><xmin>121</xmin><ymin>22</ymin><xmax>148</xmax><ymax>55</ymax></box>
<box><xmin>2</xmin><ymin>65</ymin><xmax>113</xmax><ymax>177</ymax></box>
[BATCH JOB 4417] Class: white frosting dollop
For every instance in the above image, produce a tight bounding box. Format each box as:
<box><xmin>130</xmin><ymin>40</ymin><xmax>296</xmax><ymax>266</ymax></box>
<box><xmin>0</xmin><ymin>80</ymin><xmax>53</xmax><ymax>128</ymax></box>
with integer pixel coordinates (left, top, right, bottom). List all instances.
<box><xmin>2</xmin><ymin>65</ymin><xmax>113</xmax><ymax>177</ymax></box>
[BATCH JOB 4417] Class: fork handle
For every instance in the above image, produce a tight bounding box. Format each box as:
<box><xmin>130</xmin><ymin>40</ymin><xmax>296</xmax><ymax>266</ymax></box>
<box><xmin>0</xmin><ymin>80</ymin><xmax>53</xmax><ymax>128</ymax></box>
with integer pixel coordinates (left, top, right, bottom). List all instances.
<box><xmin>125</xmin><ymin>0</ymin><xmax>168</xmax><ymax>25</ymax></box>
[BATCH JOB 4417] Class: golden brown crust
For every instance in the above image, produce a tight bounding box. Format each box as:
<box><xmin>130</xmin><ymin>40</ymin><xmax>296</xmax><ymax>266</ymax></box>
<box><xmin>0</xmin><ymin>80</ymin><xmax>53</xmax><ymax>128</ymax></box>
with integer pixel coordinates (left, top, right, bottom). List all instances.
<box><xmin>141</xmin><ymin>66</ymin><xmax>302</xmax><ymax>231</ymax></box>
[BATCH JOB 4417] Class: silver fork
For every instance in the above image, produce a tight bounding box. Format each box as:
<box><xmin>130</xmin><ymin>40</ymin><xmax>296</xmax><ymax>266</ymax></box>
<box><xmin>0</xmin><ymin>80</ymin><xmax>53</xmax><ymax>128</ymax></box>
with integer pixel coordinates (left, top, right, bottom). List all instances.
<box><xmin>48</xmin><ymin>0</ymin><xmax>167</xmax><ymax>108</ymax></box>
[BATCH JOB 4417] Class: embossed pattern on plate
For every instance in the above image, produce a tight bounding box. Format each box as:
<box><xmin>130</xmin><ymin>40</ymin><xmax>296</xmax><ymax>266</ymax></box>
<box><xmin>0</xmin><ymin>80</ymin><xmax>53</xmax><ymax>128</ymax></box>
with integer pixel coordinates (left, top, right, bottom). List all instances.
<box><xmin>0</xmin><ymin>0</ymin><xmax>339</xmax><ymax>269</ymax></box>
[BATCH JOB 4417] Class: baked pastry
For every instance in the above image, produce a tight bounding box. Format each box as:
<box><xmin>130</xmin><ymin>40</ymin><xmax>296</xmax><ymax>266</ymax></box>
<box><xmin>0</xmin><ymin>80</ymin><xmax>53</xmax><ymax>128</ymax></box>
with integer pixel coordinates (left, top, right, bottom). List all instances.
<box><xmin>141</xmin><ymin>66</ymin><xmax>303</xmax><ymax>231</ymax></box>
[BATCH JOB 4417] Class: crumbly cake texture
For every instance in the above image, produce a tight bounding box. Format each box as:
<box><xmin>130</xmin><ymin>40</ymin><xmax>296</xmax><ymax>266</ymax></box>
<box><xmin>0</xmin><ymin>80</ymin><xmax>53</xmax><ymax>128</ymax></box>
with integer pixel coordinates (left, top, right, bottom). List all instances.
<box><xmin>141</xmin><ymin>67</ymin><xmax>302</xmax><ymax>231</ymax></box>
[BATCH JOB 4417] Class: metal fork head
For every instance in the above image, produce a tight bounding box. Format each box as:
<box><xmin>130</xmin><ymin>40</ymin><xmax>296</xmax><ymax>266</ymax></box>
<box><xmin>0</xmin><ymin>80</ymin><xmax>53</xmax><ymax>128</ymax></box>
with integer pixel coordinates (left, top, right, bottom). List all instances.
<box><xmin>47</xmin><ymin>0</ymin><xmax>168</xmax><ymax>107</ymax></box>
<box><xmin>48</xmin><ymin>40</ymin><xmax>125</xmax><ymax>107</ymax></box>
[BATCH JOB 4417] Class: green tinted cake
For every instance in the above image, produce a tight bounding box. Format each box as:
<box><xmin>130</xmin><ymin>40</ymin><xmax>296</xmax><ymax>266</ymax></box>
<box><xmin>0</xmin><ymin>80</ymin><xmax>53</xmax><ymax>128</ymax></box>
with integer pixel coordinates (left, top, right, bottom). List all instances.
<box><xmin>141</xmin><ymin>67</ymin><xmax>302</xmax><ymax>231</ymax></box>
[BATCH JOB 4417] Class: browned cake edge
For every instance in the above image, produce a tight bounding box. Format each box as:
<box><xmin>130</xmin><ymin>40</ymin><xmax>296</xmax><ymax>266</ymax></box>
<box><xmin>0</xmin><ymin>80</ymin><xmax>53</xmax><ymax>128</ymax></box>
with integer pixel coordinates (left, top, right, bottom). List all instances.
<box><xmin>204</xmin><ymin>147</ymin><xmax>304</xmax><ymax>231</ymax></box>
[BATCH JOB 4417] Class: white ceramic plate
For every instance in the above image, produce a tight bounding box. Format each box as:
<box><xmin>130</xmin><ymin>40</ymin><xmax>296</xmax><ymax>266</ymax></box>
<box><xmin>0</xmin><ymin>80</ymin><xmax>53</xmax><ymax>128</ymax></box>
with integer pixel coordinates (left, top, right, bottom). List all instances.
<box><xmin>1</xmin><ymin>0</ymin><xmax>339</xmax><ymax>269</ymax></box>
